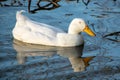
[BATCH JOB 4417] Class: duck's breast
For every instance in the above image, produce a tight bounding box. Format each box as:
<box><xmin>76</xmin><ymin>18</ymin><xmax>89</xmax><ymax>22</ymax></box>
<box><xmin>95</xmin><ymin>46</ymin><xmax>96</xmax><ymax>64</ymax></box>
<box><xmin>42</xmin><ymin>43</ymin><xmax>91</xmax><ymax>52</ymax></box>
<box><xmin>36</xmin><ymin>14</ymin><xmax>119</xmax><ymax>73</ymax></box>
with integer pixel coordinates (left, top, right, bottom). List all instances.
<box><xmin>57</xmin><ymin>33</ymin><xmax>84</xmax><ymax>47</ymax></box>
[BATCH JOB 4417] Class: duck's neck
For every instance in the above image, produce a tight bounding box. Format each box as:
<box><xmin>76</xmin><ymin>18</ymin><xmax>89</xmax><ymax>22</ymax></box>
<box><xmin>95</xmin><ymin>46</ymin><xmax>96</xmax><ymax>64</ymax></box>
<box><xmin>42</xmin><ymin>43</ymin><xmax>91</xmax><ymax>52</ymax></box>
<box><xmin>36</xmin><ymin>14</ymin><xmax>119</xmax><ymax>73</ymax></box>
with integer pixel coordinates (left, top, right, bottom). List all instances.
<box><xmin>68</xmin><ymin>29</ymin><xmax>80</xmax><ymax>34</ymax></box>
<box><xmin>68</xmin><ymin>25</ymin><xmax>81</xmax><ymax>35</ymax></box>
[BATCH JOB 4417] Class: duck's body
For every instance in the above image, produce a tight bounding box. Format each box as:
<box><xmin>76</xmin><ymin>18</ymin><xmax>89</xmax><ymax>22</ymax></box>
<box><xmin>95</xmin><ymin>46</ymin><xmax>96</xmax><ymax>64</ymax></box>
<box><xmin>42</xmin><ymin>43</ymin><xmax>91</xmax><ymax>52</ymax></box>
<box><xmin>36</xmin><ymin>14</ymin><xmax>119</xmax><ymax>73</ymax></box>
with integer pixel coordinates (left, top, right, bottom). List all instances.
<box><xmin>12</xmin><ymin>10</ymin><xmax>95</xmax><ymax>47</ymax></box>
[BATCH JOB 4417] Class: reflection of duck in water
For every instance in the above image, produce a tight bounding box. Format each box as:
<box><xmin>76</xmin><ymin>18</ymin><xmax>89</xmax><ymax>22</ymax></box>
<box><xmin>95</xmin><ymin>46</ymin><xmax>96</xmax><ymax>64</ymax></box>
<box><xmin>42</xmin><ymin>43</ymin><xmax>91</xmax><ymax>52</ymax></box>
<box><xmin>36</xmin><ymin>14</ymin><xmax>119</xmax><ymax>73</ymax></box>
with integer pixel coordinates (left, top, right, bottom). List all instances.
<box><xmin>69</xmin><ymin>57</ymin><xmax>94</xmax><ymax>72</ymax></box>
<box><xmin>57</xmin><ymin>46</ymin><xmax>94</xmax><ymax>72</ymax></box>
<box><xmin>13</xmin><ymin>40</ymin><xmax>94</xmax><ymax>72</ymax></box>
<box><xmin>13</xmin><ymin>40</ymin><xmax>57</xmax><ymax>64</ymax></box>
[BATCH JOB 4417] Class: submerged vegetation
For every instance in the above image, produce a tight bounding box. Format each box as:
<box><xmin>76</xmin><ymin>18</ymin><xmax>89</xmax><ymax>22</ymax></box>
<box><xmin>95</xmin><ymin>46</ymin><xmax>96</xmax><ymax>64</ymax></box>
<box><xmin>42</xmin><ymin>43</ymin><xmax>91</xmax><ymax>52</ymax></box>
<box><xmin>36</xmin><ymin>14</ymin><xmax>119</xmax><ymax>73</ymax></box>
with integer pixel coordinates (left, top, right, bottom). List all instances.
<box><xmin>0</xmin><ymin>0</ymin><xmax>118</xmax><ymax>7</ymax></box>
<box><xmin>103</xmin><ymin>31</ymin><xmax>120</xmax><ymax>42</ymax></box>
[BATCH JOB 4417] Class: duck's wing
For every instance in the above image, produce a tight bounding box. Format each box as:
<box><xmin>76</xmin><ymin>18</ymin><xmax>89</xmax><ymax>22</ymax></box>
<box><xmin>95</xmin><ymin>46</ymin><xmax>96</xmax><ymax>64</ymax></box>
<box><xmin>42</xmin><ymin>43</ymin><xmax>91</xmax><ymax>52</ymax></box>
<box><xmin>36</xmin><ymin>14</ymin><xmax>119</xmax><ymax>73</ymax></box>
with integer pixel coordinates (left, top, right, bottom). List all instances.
<box><xmin>25</xmin><ymin>19</ymin><xmax>65</xmax><ymax>38</ymax></box>
<box><xmin>18</xmin><ymin>19</ymin><xmax>65</xmax><ymax>45</ymax></box>
<box><xmin>21</xmin><ymin>26</ymin><xmax>58</xmax><ymax>45</ymax></box>
<box><xmin>14</xmin><ymin>10</ymin><xmax>65</xmax><ymax>45</ymax></box>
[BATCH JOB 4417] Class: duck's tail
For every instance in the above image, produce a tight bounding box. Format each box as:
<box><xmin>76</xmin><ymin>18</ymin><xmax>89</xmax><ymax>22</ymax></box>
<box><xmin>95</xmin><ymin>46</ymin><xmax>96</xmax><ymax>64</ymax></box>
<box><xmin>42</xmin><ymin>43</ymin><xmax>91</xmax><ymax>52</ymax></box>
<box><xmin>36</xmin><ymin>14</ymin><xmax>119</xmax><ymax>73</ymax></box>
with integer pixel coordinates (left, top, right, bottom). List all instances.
<box><xmin>17</xmin><ymin>10</ymin><xmax>25</xmax><ymax>14</ymax></box>
<box><xmin>16</xmin><ymin>10</ymin><xmax>27</xmax><ymax>22</ymax></box>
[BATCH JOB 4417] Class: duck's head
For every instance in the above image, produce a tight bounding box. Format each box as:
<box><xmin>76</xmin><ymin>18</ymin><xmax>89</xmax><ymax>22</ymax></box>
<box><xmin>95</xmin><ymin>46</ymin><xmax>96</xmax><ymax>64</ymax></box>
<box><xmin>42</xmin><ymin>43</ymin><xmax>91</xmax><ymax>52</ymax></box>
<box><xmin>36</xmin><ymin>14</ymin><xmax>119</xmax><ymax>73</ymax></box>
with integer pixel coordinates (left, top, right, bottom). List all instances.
<box><xmin>68</xmin><ymin>18</ymin><xmax>96</xmax><ymax>36</ymax></box>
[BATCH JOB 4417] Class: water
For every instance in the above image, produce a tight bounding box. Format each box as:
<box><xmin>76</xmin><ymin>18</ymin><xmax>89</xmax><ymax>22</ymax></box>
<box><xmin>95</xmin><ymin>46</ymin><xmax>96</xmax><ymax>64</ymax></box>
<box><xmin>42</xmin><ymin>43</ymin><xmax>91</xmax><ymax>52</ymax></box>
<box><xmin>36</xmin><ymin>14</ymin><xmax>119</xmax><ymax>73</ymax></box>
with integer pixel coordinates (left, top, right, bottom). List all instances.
<box><xmin>0</xmin><ymin>0</ymin><xmax>120</xmax><ymax>80</ymax></box>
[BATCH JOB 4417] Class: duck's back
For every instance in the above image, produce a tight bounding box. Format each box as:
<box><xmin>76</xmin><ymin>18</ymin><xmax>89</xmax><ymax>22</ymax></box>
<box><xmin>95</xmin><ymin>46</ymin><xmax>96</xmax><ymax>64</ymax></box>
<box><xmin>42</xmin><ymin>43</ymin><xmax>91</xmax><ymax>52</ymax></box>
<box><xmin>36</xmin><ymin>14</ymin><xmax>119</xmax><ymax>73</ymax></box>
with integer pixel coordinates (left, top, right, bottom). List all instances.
<box><xmin>12</xmin><ymin>10</ymin><xmax>65</xmax><ymax>46</ymax></box>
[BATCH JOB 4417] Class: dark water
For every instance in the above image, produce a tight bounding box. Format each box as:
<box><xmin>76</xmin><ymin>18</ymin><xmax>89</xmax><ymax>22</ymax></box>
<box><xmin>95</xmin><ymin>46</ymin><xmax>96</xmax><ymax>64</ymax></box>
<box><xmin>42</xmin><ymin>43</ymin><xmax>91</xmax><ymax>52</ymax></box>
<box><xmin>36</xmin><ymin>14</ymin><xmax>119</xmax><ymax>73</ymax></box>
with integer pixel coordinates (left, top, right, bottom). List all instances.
<box><xmin>0</xmin><ymin>0</ymin><xmax>120</xmax><ymax>80</ymax></box>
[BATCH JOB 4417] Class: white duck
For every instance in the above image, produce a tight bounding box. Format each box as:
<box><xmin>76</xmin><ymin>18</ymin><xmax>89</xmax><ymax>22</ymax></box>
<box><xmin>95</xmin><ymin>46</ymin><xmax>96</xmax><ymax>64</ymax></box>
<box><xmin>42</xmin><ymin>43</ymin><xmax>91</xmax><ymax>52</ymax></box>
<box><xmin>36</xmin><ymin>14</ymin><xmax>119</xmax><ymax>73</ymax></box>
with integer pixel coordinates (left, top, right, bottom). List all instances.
<box><xmin>12</xmin><ymin>10</ymin><xmax>96</xmax><ymax>47</ymax></box>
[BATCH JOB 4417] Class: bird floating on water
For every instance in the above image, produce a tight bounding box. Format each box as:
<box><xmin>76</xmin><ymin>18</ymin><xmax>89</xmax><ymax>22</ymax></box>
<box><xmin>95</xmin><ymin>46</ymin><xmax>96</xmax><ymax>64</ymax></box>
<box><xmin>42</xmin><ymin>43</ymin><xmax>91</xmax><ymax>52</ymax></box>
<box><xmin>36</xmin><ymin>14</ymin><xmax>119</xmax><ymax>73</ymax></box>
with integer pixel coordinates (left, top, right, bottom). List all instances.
<box><xmin>12</xmin><ymin>10</ymin><xmax>96</xmax><ymax>47</ymax></box>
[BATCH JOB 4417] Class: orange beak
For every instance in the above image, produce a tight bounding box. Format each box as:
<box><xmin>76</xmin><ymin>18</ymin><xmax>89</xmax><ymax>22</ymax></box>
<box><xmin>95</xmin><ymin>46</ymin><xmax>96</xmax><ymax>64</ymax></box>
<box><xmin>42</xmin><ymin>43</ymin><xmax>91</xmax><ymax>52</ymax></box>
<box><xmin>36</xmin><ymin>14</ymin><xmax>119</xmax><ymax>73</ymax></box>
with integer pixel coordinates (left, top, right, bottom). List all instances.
<box><xmin>83</xmin><ymin>25</ymin><xmax>96</xmax><ymax>37</ymax></box>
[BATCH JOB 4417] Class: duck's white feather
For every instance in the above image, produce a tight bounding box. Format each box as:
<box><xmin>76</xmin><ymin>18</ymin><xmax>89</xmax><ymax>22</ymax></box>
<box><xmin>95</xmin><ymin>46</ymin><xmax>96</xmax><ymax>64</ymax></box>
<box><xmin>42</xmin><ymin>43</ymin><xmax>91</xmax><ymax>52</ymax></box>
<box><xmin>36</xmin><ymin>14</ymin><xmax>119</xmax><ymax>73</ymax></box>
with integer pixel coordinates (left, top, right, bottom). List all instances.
<box><xmin>12</xmin><ymin>10</ymin><xmax>84</xmax><ymax>47</ymax></box>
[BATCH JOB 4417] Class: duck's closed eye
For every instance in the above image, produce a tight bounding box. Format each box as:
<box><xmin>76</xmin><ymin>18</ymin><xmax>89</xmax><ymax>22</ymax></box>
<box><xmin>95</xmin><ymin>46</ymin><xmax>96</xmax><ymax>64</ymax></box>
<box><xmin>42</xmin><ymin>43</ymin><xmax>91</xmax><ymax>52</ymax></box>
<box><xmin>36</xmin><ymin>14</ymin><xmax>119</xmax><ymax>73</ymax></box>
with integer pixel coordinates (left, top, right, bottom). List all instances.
<box><xmin>79</xmin><ymin>22</ymin><xmax>81</xmax><ymax>24</ymax></box>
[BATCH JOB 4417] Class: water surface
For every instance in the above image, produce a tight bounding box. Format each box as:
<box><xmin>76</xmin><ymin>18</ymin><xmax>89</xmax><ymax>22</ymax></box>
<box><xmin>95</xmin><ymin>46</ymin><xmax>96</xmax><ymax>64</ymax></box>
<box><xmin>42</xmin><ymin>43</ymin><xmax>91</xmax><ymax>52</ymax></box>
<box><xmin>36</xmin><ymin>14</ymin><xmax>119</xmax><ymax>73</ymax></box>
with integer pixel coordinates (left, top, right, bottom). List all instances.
<box><xmin>0</xmin><ymin>0</ymin><xmax>120</xmax><ymax>80</ymax></box>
